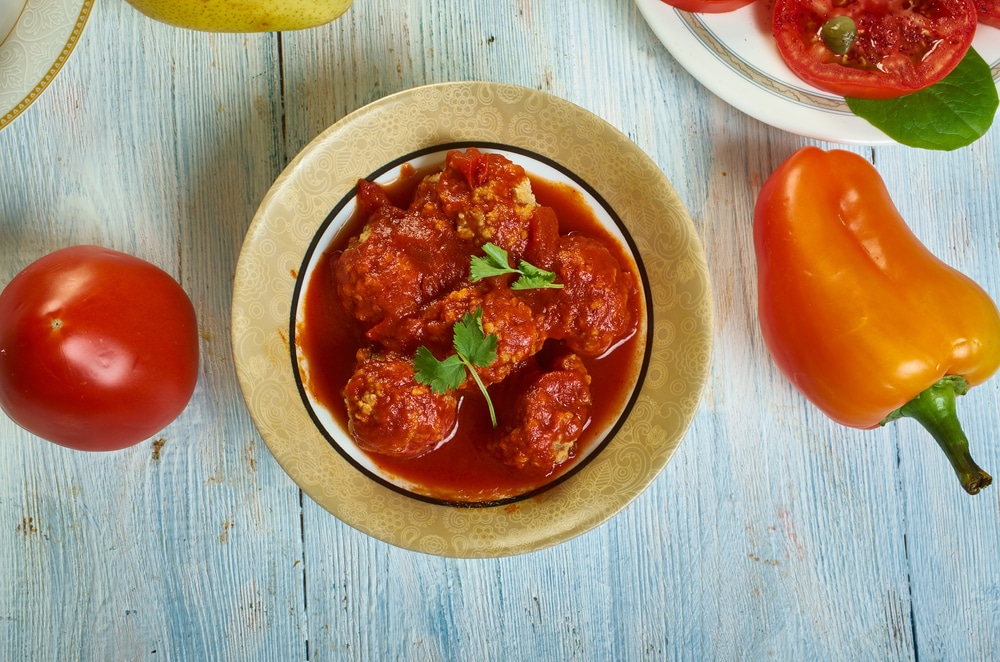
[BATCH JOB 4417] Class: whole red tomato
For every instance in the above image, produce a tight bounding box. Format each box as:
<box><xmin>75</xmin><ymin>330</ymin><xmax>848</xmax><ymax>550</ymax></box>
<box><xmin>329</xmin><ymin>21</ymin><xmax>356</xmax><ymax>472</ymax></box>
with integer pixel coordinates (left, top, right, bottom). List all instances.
<box><xmin>0</xmin><ymin>246</ymin><xmax>199</xmax><ymax>451</ymax></box>
<box><xmin>660</xmin><ymin>0</ymin><xmax>755</xmax><ymax>11</ymax></box>
<box><xmin>772</xmin><ymin>0</ymin><xmax>978</xmax><ymax>99</ymax></box>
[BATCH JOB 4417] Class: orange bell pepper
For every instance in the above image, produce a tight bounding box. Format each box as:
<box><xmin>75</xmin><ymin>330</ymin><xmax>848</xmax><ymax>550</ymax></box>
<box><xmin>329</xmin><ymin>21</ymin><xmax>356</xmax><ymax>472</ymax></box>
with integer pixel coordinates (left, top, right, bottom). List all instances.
<box><xmin>754</xmin><ymin>146</ymin><xmax>1000</xmax><ymax>494</ymax></box>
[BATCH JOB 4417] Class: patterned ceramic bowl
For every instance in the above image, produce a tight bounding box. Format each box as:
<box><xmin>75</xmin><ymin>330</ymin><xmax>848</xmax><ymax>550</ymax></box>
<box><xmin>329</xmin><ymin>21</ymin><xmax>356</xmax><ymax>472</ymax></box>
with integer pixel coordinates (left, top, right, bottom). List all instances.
<box><xmin>231</xmin><ymin>82</ymin><xmax>713</xmax><ymax>557</ymax></box>
<box><xmin>0</xmin><ymin>0</ymin><xmax>92</xmax><ymax>131</ymax></box>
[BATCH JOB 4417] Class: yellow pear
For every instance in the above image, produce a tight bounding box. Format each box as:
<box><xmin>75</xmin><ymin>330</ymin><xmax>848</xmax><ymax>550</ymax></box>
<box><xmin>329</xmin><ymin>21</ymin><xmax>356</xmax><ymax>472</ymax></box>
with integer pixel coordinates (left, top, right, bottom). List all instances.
<box><xmin>124</xmin><ymin>0</ymin><xmax>354</xmax><ymax>32</ymax></box>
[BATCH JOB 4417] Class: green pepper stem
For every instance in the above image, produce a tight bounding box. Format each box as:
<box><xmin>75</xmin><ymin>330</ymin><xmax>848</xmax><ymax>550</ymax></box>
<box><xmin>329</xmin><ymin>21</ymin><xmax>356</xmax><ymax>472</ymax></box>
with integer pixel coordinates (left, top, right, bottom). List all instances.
<box><xmin>896</xmin><ymin>378</ymin><xmax>992</xmax><ymax>495</ymax></box>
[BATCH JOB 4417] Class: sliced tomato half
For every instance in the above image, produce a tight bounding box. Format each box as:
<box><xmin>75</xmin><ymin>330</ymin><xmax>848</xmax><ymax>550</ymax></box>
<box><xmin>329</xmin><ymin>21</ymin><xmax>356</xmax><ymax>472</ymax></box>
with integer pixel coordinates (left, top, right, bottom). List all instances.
<box><xmin>660</xmin><ymin>0</ymin><xmax>756</xmax><ymax>11</ymax></box>
<box><xmin>772</xmin><ymin>0</ymin><xmax>978</xmax><ymax>99</ymax></box>
<box><xmin>975</xmin><ymin>0</ymin><xmax>1000</xmax><ymax>28</ymax></box>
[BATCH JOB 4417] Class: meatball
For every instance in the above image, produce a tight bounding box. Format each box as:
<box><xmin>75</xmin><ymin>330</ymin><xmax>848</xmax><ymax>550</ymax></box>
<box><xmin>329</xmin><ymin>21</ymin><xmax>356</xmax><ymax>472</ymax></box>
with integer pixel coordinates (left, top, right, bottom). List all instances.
<box><xmin>435</xmin><ymin>148</ymin><xmax>539</xmax><ymax>260</ymax></box>
<box><xmin>491</xmin><ymin>353</ymin><xmax>593</xmax><ymax>475</ymax></box>
<box><xmin>522</xmin><ymin>205</ymin><xmax>561</xmax><ymax>271</ymax></box>
<box><xmin>475</xmin><ymin>284</ymin><xmax>547</xmax><ymax>386</ymax></box>
<box><xmin>544</xmin><ymin>234</ymin><xmax>637</xmax><ymax>357</ymax></box>
<box><xmin>408</xmin><ymin>171</ymin><xmax>446</xmax><ymax>217</ymax></box>
<box><xmin>343</xmin><ymin>350</ymin><xmax>458</xmax><ymax>459</ymax></box>
<box><xmin>368</xmin><ymin>281</ymin><xmax>546</xmax><ymax>387</ymax></box>
<box><xmin>333</xmin><ymin>179</ymin><xmax>469</xmax><ymax>329</ymax></box>
<box><xmin>365</xmin><ymin>281</ymin><xmax>485</xmax><ymax>356</ymax></box>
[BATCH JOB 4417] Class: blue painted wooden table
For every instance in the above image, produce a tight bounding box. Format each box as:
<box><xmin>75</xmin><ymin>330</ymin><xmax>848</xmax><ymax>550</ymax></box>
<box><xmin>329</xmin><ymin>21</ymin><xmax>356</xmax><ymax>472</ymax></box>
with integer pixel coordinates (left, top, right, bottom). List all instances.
<box><xmin>2</xmin><ymin>0</ymin><xmax>999</xmax><ymax>659</ymax></box>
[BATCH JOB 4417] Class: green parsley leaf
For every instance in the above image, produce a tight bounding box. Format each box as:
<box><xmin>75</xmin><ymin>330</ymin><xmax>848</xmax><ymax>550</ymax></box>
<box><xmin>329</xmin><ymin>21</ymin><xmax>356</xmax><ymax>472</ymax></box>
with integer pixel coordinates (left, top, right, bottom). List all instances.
<box><xmin>413</xmin><ymin>346</ymin><xmax>466</xmax><ymax>393</ymax></box>
<box><xmin>846</xmin><ymin>48</ymin><xmax>998</xmax><ymax>151</ymax></box>
<box><xmin>453</xmin><ymin>309</ymin><xmax>498</xmax><ymax>368</ymax></box>
<box><xmin>469</xmin><ymin>243</ymin><xmax>519</xmax><ymax>280</ymax></box>
<box><xmin>412</xmin><ymin>308</ymin><xmax>499</xmax><ymax>427</ymax></box>
<box><xmin>469</xmin><ymin>242</ymin><xmax>564</xmax><ymax>290</ymax></box>
<box><xmin>510</xmin><ymin>261</ymin><xmax>561</xmax><ymax>290</ymax></box>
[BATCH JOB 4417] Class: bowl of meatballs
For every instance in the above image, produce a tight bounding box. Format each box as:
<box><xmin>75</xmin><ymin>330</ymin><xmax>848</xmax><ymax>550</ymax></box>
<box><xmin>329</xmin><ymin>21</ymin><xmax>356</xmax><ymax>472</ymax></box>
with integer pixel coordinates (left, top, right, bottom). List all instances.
<box><xmin>294</xmin><ymin>144</ymin><xmax>645</xmax><ymax>505</ymax></box>
<box><xmin>232</xmin><ymin>82</ymin><xmax>712</xmax><ymax>558</ymax></box>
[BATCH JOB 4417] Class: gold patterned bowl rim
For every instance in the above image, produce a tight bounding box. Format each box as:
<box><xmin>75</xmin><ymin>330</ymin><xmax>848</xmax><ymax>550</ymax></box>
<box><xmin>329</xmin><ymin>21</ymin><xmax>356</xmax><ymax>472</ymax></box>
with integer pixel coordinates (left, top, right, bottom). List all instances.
<box><xmin>231</xmin><ymin>81</ymin><xmax>714</xmax><ymax>558</ymax></box>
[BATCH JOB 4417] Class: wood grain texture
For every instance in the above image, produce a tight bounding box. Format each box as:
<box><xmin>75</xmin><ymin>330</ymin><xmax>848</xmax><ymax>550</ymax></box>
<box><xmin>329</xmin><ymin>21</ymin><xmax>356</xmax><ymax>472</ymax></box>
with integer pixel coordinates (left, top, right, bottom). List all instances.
<box><xmin>0</xmin><ymin>0</ymin><xmax>998</xmax><ymax>659</ymax></box>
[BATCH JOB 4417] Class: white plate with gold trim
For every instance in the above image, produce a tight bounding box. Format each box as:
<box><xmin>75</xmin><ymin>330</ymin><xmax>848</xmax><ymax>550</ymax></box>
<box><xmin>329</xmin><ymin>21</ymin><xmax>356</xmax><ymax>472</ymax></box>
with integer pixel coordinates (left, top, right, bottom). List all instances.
<box><xmin>231</xmin><ymin>81</ymin><xmax>713</xmax><ymax>558</ymax></box>
<box><xmin>0</xmin><ymin>0</ymin><xmax>92</xmax><ymax>131</ymax></box>
<box><xmin>634</xmin><ymin>0</ymin><xmax>1000</xmax><ymax>145</ymax></box>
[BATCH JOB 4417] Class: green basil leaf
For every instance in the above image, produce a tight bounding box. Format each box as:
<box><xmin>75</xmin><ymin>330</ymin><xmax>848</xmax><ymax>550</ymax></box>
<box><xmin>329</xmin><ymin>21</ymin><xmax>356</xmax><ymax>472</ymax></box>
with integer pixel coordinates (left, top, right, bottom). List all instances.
<box><xmin>846</xmin><ymin>47</ymin><xmax>998</xmax><ymax>151</ymax></box>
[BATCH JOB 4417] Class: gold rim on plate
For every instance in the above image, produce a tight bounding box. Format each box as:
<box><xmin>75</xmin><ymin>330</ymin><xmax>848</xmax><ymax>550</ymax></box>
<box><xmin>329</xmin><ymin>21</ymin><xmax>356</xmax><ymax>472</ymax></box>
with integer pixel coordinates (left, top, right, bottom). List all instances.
<box><xmin>231</xmin><ymin>81</ymin><xmax>714</xmax><ymax>558</ymax></box>
<box><xmin>0</xmin><ymin>0</ymin><xmax>93</xmax><ymax>131</ymax></box>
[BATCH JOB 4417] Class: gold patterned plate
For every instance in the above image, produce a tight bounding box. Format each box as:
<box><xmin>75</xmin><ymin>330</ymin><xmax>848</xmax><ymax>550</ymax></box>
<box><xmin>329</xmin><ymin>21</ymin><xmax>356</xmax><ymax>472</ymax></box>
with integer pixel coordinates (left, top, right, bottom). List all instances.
<box><xmin>635</xmin><ymin>0</ymin><xmax>1000</xmax><ymax>145</ymax></box>
<box><xmin>231</xmin><ymin>82</ymin><xmax>713</xmax><ymax>558</ymax></box>
<box><xmin>0</xmin><ymin>0</ymin><xmax>92</xmax><ymax>131</ymax></box>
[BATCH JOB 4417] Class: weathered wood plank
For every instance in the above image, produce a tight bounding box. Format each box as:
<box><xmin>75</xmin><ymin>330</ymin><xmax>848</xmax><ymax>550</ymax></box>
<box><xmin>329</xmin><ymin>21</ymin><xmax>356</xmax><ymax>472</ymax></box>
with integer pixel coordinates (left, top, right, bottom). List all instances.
<box><xmin>0</xmin><ymin>1</ymin><xmax>305</xmax><ymax>658</ymax></box>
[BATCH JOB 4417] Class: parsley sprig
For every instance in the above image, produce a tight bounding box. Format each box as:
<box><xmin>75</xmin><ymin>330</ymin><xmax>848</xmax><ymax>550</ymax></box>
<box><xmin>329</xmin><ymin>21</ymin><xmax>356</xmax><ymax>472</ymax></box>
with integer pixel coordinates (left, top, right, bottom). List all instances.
<box><xmin>412</xmin><ymin>244</ymin><xmax>562</xmax><ymax>427</ymax></box>
<box><xmin>470</xmin><ymin>243</ymin><xmax>563</xmax><ymax>290</ymax></box>
<box><xmin>413</xmin><ymin>308</ymin><xmax>499</xmax><ymax>427</ymax></box>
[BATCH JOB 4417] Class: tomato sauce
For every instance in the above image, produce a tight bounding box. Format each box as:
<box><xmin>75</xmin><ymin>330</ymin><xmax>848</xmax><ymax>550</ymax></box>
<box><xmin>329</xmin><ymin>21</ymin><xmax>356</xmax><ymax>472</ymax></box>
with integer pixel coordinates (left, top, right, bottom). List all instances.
<box><xmin>297</xmin><ymin>157</ymin><xmax>645</xmax><ymax>504</ymax></box>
